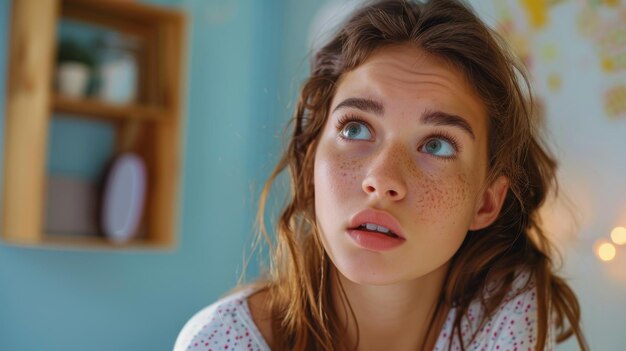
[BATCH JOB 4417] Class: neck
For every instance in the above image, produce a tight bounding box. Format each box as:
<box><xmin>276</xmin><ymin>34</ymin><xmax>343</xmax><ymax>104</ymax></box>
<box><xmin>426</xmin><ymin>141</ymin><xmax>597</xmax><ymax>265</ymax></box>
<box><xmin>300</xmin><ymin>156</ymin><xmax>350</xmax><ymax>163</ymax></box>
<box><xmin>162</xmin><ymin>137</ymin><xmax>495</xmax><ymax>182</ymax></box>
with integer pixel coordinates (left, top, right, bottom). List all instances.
<box><xmin>331</xmin><ymin>264</ymin><xmax>449</xmax><ymax>351</ymax></box>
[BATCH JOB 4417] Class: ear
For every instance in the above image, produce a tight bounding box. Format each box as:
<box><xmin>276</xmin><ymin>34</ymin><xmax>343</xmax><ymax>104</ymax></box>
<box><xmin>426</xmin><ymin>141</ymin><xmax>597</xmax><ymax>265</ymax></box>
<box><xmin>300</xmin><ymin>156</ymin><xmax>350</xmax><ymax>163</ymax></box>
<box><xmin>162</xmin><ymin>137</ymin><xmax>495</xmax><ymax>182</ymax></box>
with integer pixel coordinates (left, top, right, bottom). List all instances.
<box><xmin>469</xmin><ymin>175</ymin><xmax>510</xmax><ymax>231</ymax></box>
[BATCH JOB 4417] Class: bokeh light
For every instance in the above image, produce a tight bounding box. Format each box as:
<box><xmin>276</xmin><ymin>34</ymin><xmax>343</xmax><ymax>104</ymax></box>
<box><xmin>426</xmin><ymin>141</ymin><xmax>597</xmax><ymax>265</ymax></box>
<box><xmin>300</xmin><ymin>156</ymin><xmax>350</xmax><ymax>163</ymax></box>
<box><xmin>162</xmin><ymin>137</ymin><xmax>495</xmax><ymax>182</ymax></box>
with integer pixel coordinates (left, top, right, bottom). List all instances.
<box><xmin>596</xmin><ymin>241</ymin><xmax>617</xmax><ymax>262</ymax></box>
<box><xmin>611</xmin><ymin>226</ymin><xmax>626</xmax><ymax>245</ymax></box>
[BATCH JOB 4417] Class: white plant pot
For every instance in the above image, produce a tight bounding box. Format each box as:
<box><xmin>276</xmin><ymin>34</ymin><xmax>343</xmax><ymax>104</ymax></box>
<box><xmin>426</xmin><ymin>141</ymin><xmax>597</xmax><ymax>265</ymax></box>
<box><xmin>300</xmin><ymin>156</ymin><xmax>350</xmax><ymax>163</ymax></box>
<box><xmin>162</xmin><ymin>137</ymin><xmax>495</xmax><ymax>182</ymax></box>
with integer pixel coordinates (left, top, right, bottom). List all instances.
<box><xmin>98</xmin><ymin>54</ymin><xmax>137</xmax><ymax>104</ymax></box>
<box><xmin>56</xmin><ymin>62</ymin><xmax>90</xmax><ymax>98</ymax></box>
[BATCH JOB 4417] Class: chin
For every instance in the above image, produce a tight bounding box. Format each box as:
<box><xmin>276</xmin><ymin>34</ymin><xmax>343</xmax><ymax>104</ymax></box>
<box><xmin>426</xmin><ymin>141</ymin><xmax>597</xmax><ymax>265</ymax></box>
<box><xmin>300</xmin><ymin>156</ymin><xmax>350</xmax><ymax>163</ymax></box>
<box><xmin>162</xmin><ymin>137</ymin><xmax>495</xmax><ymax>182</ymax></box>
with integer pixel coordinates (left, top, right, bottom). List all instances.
<box><xmin>331</xmin><ymin>253</ymin><xmax>407</xmax><ymax>286</ymax></box>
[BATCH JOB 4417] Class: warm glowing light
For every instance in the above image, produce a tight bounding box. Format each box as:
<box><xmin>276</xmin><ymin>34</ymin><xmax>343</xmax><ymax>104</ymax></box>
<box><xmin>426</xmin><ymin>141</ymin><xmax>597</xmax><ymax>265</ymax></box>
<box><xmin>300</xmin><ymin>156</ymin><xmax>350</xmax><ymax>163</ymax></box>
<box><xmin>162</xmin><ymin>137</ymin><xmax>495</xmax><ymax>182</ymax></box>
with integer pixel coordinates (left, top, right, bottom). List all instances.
<box><xmin>597</xmin><ymin>242</ymin><xmax>616</xmax><ymax>262</ymax></box>
<box><xmin>611</xmin><ymin>227</ymin><xmax>626</xmax><ymax>245</ymax></box>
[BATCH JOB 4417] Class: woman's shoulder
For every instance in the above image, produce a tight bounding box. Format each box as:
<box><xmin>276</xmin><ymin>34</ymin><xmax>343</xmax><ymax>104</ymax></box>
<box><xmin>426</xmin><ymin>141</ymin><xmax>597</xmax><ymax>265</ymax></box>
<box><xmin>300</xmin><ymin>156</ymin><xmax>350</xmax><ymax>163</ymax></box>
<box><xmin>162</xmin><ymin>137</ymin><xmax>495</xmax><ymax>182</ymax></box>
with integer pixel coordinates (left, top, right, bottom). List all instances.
<box><xmin>173</xmin><ymin>286</ymin><xmax>272</xmax><ymax>351</ymax></box>
<box><xmin>435</xmin><ymin>270</ymin><xmax>555</xmax><ymax>350</ymax></box>
<box><xmin>473</xmin><ymin>270</ymin><xmax>552</xmax><ymax>349</ymax></box>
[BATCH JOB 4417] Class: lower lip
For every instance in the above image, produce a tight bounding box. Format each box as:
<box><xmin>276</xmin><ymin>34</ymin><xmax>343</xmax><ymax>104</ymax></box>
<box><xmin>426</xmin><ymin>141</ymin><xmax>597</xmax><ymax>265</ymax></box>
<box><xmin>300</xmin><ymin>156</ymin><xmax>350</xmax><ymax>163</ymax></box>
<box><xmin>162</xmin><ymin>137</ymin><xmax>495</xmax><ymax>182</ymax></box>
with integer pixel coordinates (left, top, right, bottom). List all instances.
<box><xmin>347</xmin><ymin>229</ymin><xmax>406</xmax><ymax>251</ymax></box>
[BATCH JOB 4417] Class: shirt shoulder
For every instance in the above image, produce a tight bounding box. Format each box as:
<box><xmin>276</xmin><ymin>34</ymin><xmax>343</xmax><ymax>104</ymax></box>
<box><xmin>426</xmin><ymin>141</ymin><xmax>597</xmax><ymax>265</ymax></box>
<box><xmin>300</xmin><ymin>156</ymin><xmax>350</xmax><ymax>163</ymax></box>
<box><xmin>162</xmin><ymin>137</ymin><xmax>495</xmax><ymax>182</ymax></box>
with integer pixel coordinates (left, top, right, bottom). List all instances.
<box><xmin>435</xmin><ymin>270</ymin><xmax>555</xmax><ymax>351</ymax></box>
<box><xmin>173</xmin><ymin>287</ymin><xmax>271</xmax><ymax>351</ymax></box>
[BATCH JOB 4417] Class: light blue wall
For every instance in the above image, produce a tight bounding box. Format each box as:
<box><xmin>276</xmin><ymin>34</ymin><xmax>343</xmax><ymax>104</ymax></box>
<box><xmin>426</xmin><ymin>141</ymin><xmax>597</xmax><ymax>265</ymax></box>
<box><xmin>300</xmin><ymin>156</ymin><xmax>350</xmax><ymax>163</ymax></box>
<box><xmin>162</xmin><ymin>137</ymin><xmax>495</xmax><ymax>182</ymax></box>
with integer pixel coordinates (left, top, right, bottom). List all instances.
<box><xmin>0</xmin><ymin>0</ymin><xmax>294</xmax><ymax>350</ymax></box>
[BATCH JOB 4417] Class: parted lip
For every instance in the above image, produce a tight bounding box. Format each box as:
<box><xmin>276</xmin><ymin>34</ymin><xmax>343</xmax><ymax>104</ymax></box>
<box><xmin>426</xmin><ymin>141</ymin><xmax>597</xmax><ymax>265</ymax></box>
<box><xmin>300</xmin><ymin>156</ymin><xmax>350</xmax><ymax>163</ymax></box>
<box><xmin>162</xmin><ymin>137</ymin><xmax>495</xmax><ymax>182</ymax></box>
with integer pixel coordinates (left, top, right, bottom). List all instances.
<box><xmin>348</xmin><ymin>208</ymin><xmax>406</xmax><ymax>239</ymax></box>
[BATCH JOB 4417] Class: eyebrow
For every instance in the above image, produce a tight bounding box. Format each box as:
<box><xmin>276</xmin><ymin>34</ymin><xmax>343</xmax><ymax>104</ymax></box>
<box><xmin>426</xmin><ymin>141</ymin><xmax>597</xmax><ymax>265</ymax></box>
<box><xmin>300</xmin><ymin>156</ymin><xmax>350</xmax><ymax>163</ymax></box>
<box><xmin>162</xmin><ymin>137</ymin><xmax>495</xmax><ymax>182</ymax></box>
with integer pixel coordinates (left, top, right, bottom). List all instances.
<box><xmin>333</xmin><ymin>97</ymin><xmax>384</xmax><ymax>115</ymax></box>
<box><xmin>422</xmin><ymin>109</ymin><xmax>476</xmax><ymax>140</ymax></box>
<box><xmin>332</xmin><ymin>97</ymin><xmax>476</xmax><ymax>140</ymax></box>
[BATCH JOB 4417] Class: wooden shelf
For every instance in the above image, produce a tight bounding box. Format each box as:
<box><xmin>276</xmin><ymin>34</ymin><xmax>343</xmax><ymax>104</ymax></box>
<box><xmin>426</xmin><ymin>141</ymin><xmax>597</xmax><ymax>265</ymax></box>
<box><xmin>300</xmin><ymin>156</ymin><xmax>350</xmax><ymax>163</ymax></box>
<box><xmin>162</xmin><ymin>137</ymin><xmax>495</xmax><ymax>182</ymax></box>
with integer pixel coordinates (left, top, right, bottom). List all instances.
<box><xmin>53</xmin><ymin>95</ymin><xmax>167</xmax><ymax>120</ymax></box>
<box><xmin>4</xmin><ymin>234</ymin><xmax>171</xmax><ymax>251</ymax></box>
<box><xmin>2</xmin><ymin>0</ymin><xmax>187</xmax><ymax>250</ymax></box>
<box><xmin>62</xmin><ymin>0</ymin><xmax>184</xmax><ymax>28</ymax></box>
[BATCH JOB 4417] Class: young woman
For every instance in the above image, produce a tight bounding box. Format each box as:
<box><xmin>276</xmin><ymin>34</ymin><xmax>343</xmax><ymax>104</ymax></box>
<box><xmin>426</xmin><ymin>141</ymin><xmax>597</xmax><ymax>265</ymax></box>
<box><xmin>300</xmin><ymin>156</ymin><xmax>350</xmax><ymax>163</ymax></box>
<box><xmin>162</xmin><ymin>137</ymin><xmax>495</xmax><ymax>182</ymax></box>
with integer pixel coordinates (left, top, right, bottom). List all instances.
<box><xmin>175</xmin><ymin>0</ymin><xmax>588</xmax><ymax>350</ymax></box>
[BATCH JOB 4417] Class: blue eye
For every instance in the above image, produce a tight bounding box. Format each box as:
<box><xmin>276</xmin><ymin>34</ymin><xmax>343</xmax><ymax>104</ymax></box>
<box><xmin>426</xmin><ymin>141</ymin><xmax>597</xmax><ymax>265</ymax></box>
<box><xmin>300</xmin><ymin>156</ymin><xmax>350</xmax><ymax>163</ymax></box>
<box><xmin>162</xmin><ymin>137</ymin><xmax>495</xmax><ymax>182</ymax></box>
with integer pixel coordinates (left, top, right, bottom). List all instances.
<box><xmin>422</xmin><ymin>137</ymin><xmax>456</xmax><ymax>157</ymax></box>
<box><xmin>340</xmin><ymin>121</ymin><xmax>372</xmax><ymax>140</ymax></box>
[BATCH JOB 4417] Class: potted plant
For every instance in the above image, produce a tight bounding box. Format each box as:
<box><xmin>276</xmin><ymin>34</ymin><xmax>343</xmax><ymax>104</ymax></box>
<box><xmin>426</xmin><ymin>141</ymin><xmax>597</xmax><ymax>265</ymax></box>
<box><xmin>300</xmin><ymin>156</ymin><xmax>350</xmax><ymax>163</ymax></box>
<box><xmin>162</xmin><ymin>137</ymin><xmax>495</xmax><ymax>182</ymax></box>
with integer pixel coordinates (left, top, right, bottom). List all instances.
<box><xmin>55</xmin><ymin>39</ymin><xmax>96</xmax><ymax>98</ymax></box>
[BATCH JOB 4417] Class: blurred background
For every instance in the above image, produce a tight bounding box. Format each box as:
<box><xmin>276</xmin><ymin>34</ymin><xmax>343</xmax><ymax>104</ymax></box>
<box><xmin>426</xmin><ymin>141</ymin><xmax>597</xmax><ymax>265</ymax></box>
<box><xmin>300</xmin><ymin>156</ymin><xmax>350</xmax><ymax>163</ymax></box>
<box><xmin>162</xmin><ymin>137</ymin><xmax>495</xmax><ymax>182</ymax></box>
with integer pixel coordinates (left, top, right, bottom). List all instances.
<box><xmin>0</xmin><ymin>0</ymin><xmax>625</xmax><ymax>350</ymax></box>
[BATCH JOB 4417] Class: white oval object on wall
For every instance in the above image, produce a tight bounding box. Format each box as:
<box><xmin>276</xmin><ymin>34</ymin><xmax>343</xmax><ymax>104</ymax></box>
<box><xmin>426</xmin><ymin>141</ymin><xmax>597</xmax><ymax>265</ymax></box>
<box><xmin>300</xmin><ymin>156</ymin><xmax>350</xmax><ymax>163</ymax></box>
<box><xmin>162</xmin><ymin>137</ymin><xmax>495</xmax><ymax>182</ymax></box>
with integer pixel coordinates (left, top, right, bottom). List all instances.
<box><xmin>101</xmin><ymin>153</ymin><xmax>147</xmax><ymax>244</ymax></box>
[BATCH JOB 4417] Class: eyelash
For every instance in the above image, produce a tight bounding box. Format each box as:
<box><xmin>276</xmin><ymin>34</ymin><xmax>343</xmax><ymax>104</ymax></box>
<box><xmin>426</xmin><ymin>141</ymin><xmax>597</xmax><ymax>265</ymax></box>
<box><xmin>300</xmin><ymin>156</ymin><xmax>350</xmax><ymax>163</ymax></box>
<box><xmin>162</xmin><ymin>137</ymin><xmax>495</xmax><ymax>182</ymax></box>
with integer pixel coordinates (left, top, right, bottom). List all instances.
<box><xmin>334</xmin><ymin>114</ymin><xmax>462</xmax><ymax>160</ymax></box>
<box><xmin>335</xmin><ymin>114</ymin><xmax>372</xmax><ymax>141</ymax></box>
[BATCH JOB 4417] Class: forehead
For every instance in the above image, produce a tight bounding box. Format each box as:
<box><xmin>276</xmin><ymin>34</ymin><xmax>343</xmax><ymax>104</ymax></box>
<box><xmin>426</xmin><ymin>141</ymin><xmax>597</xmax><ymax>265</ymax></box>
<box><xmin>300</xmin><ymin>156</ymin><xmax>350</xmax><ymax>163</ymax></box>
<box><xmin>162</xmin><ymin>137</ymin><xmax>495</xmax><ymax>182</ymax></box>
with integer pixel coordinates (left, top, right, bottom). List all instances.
<box><xmin>332</xmin><ymin>44</ymin><xmax>487</xmax><ymax>138</ymax></box>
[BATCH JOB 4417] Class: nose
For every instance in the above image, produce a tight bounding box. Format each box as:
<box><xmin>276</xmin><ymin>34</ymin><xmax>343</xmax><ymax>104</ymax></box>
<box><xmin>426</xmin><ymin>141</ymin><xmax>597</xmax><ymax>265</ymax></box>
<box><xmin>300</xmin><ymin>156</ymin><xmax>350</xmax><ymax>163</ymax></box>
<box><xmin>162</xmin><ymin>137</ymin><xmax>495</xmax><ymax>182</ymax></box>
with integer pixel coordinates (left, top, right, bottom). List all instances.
<box><xmin>361</xmin><ymin>145</ymin><xmax>408</xmax><ymax>201</ymax></box>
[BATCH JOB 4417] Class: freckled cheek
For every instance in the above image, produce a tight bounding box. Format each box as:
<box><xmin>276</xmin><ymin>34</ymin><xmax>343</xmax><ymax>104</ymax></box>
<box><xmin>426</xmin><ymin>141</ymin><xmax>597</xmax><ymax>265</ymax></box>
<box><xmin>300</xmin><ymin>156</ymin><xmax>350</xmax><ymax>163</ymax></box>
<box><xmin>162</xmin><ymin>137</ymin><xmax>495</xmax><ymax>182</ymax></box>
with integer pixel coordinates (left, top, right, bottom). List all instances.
<box><xmin>408</xmin><ymin>172</ymin><xmax>474</xmax><ymax>226</ymax></box>
<box><xmin>314</xmin><ymin>149</ymin><xmax>364</xmax><ymax>202</ymax></box>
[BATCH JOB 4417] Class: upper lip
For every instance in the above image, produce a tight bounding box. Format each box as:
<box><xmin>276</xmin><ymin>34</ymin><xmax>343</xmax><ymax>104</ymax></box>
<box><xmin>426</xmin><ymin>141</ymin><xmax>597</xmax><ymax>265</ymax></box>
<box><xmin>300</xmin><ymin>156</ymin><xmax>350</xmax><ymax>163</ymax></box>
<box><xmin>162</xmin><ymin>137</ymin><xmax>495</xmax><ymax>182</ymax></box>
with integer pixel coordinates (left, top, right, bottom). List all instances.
<box><xmin>348</xmin><ymin>208</ymin><xmax>406</xmax><ymax>239</ymax></box>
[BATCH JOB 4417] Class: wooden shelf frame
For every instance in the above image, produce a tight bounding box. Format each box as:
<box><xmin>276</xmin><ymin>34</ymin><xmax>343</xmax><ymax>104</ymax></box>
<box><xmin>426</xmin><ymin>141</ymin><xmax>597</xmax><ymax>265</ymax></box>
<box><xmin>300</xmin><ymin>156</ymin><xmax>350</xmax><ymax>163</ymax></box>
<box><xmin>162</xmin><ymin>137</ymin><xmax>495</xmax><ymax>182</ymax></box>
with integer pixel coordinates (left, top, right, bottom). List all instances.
<box><xmin>2</xmin><ymin>0</ymin><xmax>187</xmax><ymax>250</ymax></box>
<box><xmin>53</xmin><ymin>95</ymin><xmax>167</xmax><ymax>121</ymax></box>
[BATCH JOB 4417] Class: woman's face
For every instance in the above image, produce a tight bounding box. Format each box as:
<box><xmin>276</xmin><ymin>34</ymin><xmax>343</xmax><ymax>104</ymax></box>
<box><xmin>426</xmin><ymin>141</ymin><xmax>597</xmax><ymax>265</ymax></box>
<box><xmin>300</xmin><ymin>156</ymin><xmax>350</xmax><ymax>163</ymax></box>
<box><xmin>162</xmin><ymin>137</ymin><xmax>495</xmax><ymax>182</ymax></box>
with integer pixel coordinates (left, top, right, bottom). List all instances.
<box><xmin>313</xmin><ymin>44</ymin><xmax>506</xmax><ymax>286</ymax></box>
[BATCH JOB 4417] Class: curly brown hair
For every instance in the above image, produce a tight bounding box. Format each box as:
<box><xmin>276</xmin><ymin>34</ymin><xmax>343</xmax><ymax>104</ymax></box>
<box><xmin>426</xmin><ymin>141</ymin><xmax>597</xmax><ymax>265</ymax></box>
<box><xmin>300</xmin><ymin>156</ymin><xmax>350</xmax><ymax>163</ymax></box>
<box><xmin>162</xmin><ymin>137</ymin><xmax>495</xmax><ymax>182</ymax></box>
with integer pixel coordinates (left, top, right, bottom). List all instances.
<box><xmin>253</xmin><ymin>0</ymin><xmax>589</xmax><ymax>350</ymax></box>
